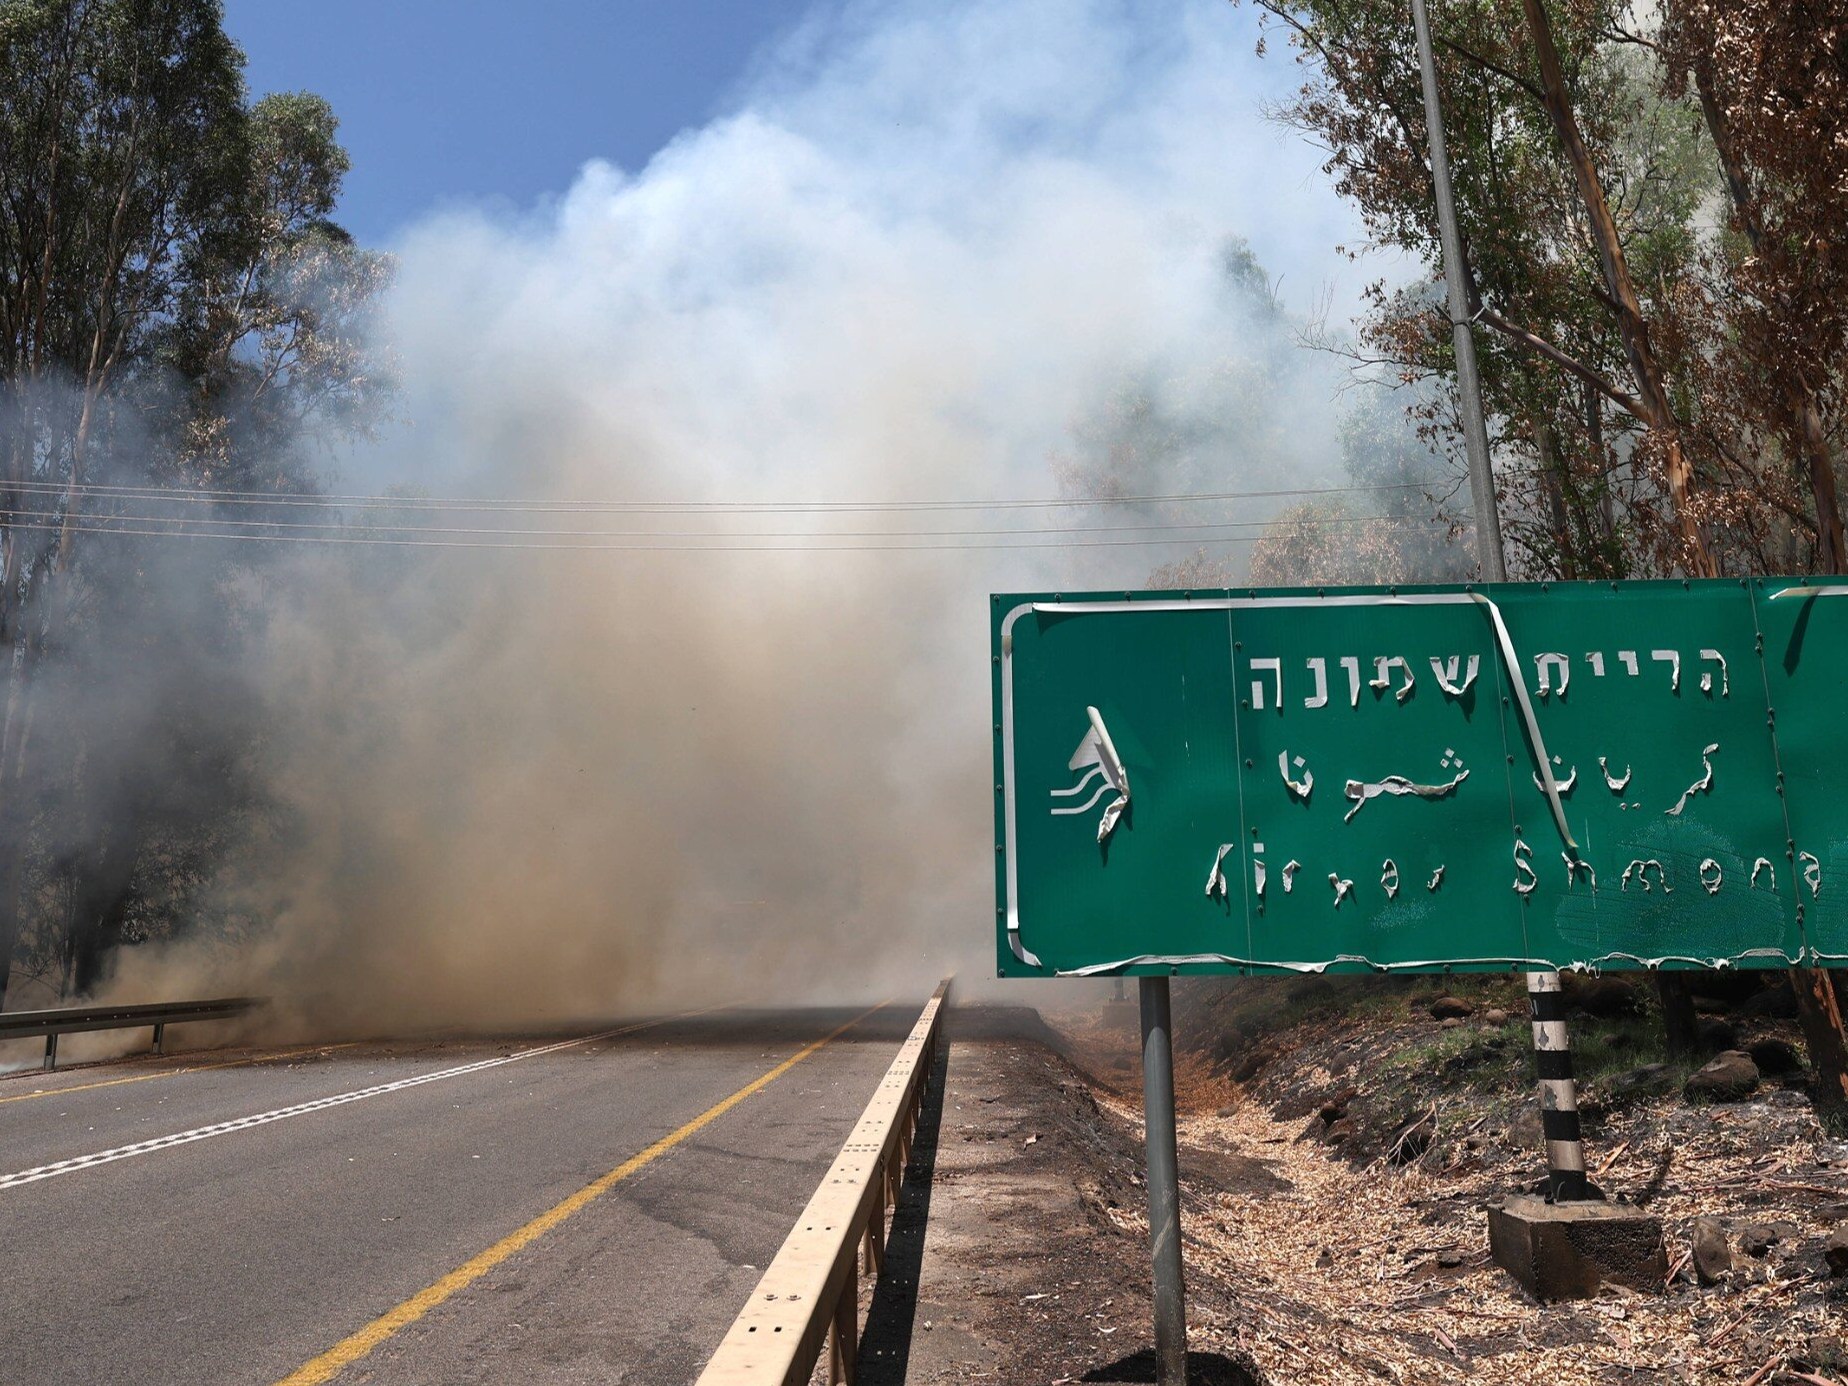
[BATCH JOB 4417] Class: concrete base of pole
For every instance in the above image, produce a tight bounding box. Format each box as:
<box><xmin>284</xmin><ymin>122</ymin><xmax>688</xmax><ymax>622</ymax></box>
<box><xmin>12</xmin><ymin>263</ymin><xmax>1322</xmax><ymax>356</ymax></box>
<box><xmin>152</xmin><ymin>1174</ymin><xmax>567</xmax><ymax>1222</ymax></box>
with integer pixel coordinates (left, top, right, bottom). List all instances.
<box><xmin>1488</xmin><ymin>1195</ymin><xmax>1666</xmax><ymax>1300</ymax></box>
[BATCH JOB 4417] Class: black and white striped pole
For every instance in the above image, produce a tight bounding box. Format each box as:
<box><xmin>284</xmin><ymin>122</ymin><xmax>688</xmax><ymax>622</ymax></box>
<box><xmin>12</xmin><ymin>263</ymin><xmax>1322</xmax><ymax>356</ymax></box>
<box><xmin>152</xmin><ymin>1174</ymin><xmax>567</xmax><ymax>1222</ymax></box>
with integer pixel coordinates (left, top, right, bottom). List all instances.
<box><xmin>1526</xmin><ymin>972</ymin><xmax>1589</xmax><ymax>1200</ymax></box>
<box><xmin>1408</xmin><ymin>0</ymin><xmax>1591</xmax><ymax>1205</ymax></box>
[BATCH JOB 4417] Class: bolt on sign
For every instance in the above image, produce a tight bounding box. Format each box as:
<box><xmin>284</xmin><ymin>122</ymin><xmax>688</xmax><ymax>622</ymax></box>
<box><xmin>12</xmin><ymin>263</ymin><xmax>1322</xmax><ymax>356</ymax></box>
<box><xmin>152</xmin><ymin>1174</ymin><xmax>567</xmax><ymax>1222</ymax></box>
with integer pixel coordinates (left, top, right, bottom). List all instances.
<box><xmin>991</xmin><ymin>579</ymin><xmax>1848</xmax><ymax>978</ymax></box>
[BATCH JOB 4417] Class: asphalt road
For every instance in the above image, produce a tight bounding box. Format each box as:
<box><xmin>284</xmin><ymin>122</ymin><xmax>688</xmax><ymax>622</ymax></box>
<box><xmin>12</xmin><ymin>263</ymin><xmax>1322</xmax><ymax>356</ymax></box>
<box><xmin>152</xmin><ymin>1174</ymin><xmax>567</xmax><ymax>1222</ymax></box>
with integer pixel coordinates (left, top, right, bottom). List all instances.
<box><xmin>0</xmin><ymin>1003</ymin><xmax>921</xmax><ymax>1385</ymax></box>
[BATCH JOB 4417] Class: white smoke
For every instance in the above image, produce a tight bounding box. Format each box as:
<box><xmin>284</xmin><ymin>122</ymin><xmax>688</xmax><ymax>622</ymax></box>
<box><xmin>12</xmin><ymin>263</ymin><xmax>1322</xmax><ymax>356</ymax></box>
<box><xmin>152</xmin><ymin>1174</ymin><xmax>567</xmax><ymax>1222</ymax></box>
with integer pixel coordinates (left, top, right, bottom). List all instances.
<box><xmin>111</xmin><ymin>0</ymin><xmax>1374</xmax><ymax>1031</ymax></box>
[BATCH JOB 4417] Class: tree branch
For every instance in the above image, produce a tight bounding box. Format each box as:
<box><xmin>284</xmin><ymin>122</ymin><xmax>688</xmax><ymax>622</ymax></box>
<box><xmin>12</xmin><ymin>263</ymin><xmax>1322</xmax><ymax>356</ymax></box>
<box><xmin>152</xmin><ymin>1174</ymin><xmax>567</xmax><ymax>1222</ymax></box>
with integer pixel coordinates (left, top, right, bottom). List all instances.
<box><xmin>1252</xmin><ymin>1</ymin><xmax>1432</xmax><ymax>200</ymax></box>
<box><xmin>1473</xmin><ymin>304</ymin><xmax>1647</xmax><ymax>420</ymax></box>
<box><xmin>1437</xmin><ymin>36</ymin><xmax>1545</xmax><ymax>104</ymax></box>
<box><xmin>1601</xmin><ymin>25</ymin><xmax>1660</xmax><ymax>53</ymax></box>
<box><xmin>1249</xmin><ymin>1</ymin><xmax>1328</xmax><ymax>63</ymax></box>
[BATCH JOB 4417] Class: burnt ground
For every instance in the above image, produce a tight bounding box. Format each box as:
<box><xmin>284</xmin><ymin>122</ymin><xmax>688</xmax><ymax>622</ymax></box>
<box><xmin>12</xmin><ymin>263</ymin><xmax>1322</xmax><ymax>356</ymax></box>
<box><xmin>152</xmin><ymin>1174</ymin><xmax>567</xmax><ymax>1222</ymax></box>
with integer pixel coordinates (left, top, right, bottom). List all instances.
<box><xmin>853</xmin><ymin>1005</ymin><xmax>1262</xmax><ymax>1385</ymax></box>
<box><xmin>876</xmin><ymin>983</ymin><xmax>1848</xmax><ymax>1386</ymax></box>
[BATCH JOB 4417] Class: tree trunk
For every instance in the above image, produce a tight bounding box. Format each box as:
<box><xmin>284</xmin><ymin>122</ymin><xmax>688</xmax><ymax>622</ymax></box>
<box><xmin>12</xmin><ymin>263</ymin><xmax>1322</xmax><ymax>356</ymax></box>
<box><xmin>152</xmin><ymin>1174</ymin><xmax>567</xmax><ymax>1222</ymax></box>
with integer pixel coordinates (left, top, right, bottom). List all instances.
<box><xmin>1522</xmin><ymin>0</ymin><xmax>1714</xmax><ymax>577</ymax></box>
<box><xmin>1783</xmin><ymin>404</ymin><xmax>1845</xmax><ymax>1122</ymax></box>
<box><xmin>1794</xmin><ymin>970</ymin><xmax>1848</xmax><ymax>1123</ymax></box>
<box><xmin>0</xmin><ymin>395</ymin><xmax>34</xmax><ymax>1008</ymax></box>
<box><xmin>1691</xmin><ymin>62</ymin><xmax>1848</xmax><ymax>574</ymax></box>
<box><xmin>62</xmin><ymin>801</ymin><xmax>144</xmax><ymax>999</ymax></box>
<box><xmin>1686</xmin><ymin>53</ymin><xmax>1848</xmax><ymax>1123</ymax></box>
<box><xmin>0</xmin><ymin>816</ymin><xmax>21</xmax><ymax>1011</ymax></box>
<box><xmin>0</xmin><ymin>647</ymin><xmax>28</xmax><ymax>1012</ymax></box>
<box><xmin>67</xmin><ymin>863</ymin><xmax>137</xmax><ymax>999</ymax></box>
<box><xmin>0</xmin><ymin>595</ymin><xmax>49</xmax><ymax>1013</ymax></box>
<box><xmin>1657</xmin><ymin>434</ymin><xmax>1717</xmax><ymax>577</ymax></box>
<box><xmin>1791</xmin><ymin>386</ymin><xmax>1848</xmax><ymax>573</ymax></box>
<box><xmin>1520</xmin><ymin>1</ymin><xmax>1820</xmax><ymax>1089</ymax></box>
<box><xmin>1534</xmin><ymin>414</ymin><xmax>1575</xmax><ymax>578</ymax></box>
<box><xmin>1584</xmin><ymin>380</ymin><xmax>1615</xmax><ymax>560</ymax></box>
<box><xmin>1655</xmin><ymin>975</ymin><xmax>1701</xmax><ymax>1059</ymax></box>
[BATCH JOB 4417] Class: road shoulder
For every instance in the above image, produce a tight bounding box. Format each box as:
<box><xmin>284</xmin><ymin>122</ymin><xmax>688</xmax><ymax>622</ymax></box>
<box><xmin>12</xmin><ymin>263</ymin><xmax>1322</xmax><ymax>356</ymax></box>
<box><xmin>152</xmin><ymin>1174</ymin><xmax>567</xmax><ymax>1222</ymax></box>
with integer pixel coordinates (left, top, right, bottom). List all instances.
<box><xmin>857</xmin><ymin>1010</ymin><xmax>1260</xmax><ymax>1385</ymax></box>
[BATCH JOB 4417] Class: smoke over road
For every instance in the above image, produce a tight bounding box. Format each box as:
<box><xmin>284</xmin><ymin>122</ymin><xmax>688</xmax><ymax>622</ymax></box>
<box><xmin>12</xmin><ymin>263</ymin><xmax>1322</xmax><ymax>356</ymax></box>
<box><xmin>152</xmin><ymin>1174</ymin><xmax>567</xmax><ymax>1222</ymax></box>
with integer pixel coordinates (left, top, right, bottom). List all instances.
<box><xmin>111</xmin><ymin>0</ymin><xmax>1365</xmax><ymax>1032</ymax></box>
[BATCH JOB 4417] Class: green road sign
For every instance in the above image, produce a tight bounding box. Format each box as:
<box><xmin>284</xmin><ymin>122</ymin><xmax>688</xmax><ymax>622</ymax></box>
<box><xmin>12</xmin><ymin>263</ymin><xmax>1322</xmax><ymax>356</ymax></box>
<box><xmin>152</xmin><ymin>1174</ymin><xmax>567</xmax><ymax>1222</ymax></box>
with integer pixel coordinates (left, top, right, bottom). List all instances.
<box><xmin>992</xmin><ymin>578</ymin><xmax>1848</xmax><ymax>978</ymax></box>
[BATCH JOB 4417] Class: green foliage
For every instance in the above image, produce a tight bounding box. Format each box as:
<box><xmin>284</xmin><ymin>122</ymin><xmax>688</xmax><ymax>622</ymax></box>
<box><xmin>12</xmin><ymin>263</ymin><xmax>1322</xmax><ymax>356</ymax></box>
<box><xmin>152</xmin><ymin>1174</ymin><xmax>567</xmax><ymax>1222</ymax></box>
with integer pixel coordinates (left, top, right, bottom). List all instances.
<box><xmin>1247</xmin><ymin>0</ymin><xmax>1848</xmax><ymax>581</ymax></box>
<box><xmin>0</xmin><ymin>0</ymin><xmax>392</xmax><ymax>1000</ymax></box>
<box><xmin>0</xmin><ymin>0</ymin><xmax>247</xmax><ymax>376</ymax></box>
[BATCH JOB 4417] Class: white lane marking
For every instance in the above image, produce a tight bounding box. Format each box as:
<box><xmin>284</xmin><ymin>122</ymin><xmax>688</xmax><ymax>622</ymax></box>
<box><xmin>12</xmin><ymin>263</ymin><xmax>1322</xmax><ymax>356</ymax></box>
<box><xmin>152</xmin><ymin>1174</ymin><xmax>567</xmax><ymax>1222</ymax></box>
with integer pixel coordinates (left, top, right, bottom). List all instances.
<box><xmin>0</xmin><ymin>1024</ymin><xmax>650</xmax><ymax>1192</ymax></box>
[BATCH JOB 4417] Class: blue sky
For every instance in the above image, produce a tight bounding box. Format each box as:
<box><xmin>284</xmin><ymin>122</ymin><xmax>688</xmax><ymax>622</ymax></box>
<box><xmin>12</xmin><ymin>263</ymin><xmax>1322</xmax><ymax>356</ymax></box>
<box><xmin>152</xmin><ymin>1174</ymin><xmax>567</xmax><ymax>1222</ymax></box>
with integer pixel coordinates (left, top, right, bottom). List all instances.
<box><xmin>224</xmin><ymin>0</ymin><xmax>822</xmax><ymax>245</ymax></box>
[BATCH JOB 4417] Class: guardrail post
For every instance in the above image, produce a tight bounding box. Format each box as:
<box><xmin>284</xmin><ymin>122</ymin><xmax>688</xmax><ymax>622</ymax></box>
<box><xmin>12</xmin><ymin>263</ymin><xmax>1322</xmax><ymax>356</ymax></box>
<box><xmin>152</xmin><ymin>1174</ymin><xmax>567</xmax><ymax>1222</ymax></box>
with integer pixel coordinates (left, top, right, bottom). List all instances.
<box><xmin>1139</xmin><ymin>976</ymin><xmax>1188</xmax><ymax>1386</ymax></box>
<box><xmin>44</xmin><ymin>1032</ymin><xmax>58</xmax><ymax>1071</ymax></box>
<box><xmin>153</xmin><ymin>1023</ymin><xmax>165</xmax><ymax>1056</ymax></box>
<box><xmin>828</xmin><ymin>1258</ymin><xmax>859</xmax><ymax>1384</ymax></box>
<box><xmin>865</xmin><ymin>1167</ymin><xmax>886</xmax><ymax>1274</ymax></box>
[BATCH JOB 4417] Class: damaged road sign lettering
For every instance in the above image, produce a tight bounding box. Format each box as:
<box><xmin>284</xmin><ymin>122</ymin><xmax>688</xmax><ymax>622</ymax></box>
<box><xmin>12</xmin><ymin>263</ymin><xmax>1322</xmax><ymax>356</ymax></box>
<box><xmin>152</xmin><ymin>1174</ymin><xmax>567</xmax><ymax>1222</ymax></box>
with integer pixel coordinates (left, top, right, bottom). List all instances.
<box><xmin>992</xmin><ymin>579</ymin><xmax>1848</xmax><ymax>978</ymax></box>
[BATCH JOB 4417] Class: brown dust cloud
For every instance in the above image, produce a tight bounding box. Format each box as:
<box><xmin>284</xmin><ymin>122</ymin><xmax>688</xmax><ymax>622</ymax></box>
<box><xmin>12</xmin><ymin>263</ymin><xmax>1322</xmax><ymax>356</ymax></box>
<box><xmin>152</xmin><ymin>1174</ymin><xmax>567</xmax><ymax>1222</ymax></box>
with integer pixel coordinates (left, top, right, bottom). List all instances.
<box><xmin>101</xmin><ymin>0</ymin><xmax>1367</xmax><ymax>1037</ymax></box>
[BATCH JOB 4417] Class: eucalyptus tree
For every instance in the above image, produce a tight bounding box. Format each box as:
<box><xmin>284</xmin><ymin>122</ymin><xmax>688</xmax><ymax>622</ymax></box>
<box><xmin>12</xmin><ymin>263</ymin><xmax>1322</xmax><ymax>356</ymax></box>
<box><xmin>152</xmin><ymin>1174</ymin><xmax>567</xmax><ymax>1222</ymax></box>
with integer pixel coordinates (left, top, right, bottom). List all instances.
<box><xmin>1248</xmin><ymin>0</ymin><xmax>1717</xmax><ymax>577</ymax></box>
<box><xmin>0</xmin><ymin>0</ymin><xmax>390</xmax><ymax>1002</ymax></box>
<box><xmin>1241</xmin><ymin>0</ymin><xmax>1848</xmax><ymax>1116</ymax></box>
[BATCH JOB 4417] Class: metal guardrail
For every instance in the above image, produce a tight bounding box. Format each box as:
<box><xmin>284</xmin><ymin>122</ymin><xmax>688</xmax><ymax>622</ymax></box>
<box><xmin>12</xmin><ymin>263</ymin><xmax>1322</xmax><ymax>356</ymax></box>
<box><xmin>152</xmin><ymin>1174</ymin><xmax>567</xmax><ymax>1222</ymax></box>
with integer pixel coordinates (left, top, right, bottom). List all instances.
<box><xmin>698</xmin><ymin>978</ymin><xmax>950</xmax><ymax>1386</ymax></box>
<box><xmin>0</xmin><ymin>997</ymin><xmax>262</xmax><ymax>1071</ymax></box>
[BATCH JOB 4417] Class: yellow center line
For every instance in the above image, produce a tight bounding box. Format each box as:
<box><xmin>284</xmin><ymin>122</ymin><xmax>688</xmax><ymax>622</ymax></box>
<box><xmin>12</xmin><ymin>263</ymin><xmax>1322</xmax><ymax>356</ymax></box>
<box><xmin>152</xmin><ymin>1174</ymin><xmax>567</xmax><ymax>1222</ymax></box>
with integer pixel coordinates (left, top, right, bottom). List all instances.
<box><xmin>0</xmin><ymin>1042</ymin><xmax>364</xmax><ymax>1106</ymax></box>
<box><xmin>273</xmin><ymin>1002</ymin><xmax>886</xmax><ymax>1386</ymax></box>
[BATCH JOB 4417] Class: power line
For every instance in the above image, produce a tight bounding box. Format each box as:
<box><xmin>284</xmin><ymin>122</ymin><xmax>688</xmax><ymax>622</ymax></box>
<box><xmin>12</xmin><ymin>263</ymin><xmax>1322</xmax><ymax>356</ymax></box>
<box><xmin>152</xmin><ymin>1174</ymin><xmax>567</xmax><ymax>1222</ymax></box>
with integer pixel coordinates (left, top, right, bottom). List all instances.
<box><xmin>0</xmin><ymin>504</ymin><xmax>1410</xmax><ymax>541</ymax></box>
<box><xmin>4</xmin><ymin>476</ymin><xmax>1438</xmax><ymax>515</ymax></box>
<box><xmin>0</xmin><ymin>513</ymin><xmax>1450</xmax><ymax>554</ymax></box>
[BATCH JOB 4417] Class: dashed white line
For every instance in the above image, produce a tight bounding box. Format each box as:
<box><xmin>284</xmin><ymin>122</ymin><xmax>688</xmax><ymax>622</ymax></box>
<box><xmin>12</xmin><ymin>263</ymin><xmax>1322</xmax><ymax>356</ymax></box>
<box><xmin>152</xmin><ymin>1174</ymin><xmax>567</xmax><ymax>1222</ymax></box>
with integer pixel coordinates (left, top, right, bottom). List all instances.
<box><xmin>0</xmin><ymin>1022</ymin><xmax>658</xmax><ymax>1192</ymax></box>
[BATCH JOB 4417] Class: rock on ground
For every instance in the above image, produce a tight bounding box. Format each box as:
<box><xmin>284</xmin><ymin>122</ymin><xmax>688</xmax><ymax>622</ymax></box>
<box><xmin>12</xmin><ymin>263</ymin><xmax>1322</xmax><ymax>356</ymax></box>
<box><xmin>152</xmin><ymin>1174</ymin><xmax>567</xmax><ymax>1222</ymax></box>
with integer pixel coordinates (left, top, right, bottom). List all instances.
<box><xmin>1691</xmin><ymin>1216</ymin><xmax>1732</xmax><ymax>1284</ymax></box>
<box><xmin>1685</xmin><ymin>1051</ymin><xmax>1760</xmax><ymax>1102</ymax></box>
<box><xmin>1738</xmin><ymin>1223</ymin><xmax>1779</xmax><ymax>1258</ymax></box>
<box><xmin>1827</xmin><ymin>1227</ymin><xmax>1848</xmax><ymax>1277</ymax></box>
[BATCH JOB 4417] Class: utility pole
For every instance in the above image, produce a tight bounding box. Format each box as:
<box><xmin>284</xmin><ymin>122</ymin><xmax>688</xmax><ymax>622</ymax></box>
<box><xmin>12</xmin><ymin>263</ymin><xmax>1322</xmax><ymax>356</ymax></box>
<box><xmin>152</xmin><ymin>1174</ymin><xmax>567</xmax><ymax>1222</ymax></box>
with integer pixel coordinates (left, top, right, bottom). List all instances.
<box><xmin>1409</xmin><ymin>0</ymin><xmax>1503</xmax><ymax>583</ymax></box>
<box><xmin>1408</xmin><ymin>0</ymin><xmax>1587</xmax><ymax>1201</ymax></box>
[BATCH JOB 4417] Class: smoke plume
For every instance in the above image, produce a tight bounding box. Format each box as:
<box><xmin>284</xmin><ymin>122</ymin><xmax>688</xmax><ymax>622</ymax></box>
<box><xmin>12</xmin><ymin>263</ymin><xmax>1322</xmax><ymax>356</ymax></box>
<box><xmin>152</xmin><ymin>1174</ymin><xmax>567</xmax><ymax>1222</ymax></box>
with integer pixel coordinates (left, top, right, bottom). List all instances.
<box><xmin>106</xmin><ymin>0</ymin><xmax>1370</xmax><ymax>1033</ymax></box>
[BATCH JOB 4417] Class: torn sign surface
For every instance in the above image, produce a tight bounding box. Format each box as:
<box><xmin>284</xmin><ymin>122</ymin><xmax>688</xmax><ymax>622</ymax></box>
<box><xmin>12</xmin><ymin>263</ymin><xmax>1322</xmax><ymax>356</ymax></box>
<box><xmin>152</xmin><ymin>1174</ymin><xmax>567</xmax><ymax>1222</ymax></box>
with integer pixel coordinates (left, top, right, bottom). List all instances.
<box><xmin>1205</xmin><ymin>842</ymin><xmax>1236</xmax><ymax>900</ymax></box>
<box><xmin>1342</xmin><ymin>769</ymin><xmax>1469</xmax><ymax>822</ymax></box>
<box><xmin>1052</xmin><ymin>706</ymin><xmax>1130</xmax><ymax>844</ymax></box>
<box><xmin>1665</xmin><ymin>743</ymin><xmax>1719</xmax><ymax>817</ymax></box>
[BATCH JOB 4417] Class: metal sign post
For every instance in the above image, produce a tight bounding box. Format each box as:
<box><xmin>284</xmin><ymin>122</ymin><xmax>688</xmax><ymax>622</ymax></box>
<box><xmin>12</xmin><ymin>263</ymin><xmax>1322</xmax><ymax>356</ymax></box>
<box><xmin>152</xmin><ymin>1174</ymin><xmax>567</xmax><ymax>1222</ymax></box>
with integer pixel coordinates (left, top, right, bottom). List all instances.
<box><xmin>993</xmin><ymin>578</ymin><xmax>1848</xmax><ymax>1347</ymax></box>
<box><xmin>1139</xmin><ymin>976</ymin><xmax>1188</xmax><ymax>1386</ymax></box>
